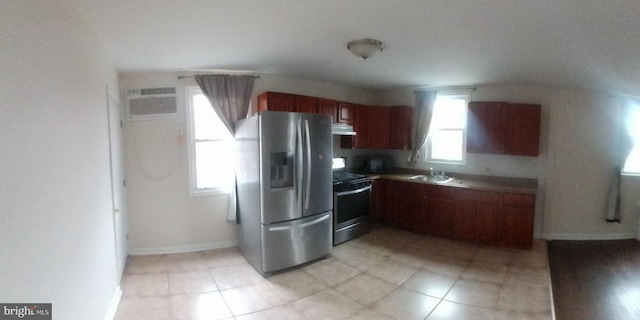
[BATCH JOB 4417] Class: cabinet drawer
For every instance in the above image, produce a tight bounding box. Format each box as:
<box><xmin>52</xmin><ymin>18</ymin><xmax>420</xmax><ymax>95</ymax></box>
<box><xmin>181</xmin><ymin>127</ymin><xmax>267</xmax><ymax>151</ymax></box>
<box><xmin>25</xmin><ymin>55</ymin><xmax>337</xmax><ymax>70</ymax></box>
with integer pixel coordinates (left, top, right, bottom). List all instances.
<box><xmin>502</xmin><ymin>193</ymin><xmax>535</xmax><ymax>207</ymax></box>
<box><xmin>456</xmin><ymin>189</ymin><xmax>500</xmax><ymax>204</ymax></box>
<box><xmin>389</xmin><ymin>180</ymin><xmax>423</xmax><ymax>196</ymax></box>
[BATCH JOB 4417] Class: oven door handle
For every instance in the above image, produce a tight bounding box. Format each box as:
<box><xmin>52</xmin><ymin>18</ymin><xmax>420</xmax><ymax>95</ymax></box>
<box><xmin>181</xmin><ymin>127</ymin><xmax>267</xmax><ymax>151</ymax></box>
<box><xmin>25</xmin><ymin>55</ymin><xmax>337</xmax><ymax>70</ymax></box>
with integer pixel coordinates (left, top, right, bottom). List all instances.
<box><xmin>336</xmin><ymin>185</ymin><xmax>371</xmax><ymax>196</ymax></box>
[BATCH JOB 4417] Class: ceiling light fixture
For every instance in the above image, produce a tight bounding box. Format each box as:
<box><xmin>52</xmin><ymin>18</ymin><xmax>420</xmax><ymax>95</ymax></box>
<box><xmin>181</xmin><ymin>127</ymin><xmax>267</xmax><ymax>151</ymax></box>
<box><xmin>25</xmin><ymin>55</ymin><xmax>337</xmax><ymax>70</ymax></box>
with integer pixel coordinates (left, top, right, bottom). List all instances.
<box><xmin>347</xmin><ymin>38</ymin><xmax>385</xmax><ymax>60</ymax></box>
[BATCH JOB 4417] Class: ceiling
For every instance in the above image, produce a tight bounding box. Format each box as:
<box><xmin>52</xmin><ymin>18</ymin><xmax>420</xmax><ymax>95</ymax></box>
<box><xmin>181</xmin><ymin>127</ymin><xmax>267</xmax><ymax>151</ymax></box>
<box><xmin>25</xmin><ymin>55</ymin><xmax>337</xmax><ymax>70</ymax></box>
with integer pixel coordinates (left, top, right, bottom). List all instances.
<box><xmin>71</xmin><ymin>0</ymin><xmax>640</xmax><ymax>95</ymax></box>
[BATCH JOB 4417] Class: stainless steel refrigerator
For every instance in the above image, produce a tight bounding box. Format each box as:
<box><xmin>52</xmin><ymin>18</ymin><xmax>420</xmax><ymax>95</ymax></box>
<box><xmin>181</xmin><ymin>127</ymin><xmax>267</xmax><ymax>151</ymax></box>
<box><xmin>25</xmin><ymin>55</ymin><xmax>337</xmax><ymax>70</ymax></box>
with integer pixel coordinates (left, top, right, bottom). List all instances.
<box><xmin>235</xmin><ymin>111</ymin><xmax>333</xmax><ymax>276</ymax></box>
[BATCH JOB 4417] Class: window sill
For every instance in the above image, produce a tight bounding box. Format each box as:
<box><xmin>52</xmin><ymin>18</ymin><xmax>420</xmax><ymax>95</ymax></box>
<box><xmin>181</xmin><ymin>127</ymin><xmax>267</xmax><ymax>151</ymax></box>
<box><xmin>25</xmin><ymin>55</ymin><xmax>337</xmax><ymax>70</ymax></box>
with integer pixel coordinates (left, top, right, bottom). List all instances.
<box><xmin>190</xmin><ymin>188</ymin><xmax>232</xmax><ymax>197</ymax></box>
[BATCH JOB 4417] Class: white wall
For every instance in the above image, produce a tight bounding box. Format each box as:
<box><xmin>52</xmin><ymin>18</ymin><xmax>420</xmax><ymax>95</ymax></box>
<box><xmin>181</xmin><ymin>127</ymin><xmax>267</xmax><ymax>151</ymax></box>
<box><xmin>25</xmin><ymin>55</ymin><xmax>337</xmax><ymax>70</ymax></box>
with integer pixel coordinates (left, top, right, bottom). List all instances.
<box><xmin>367</xmin><ymin>85</ymin><xmax>640</xmax><ymax>240</ymax></box>
<box><xmin>0</xmin><ymin>2</ymin><xmax>121</xmax><ymax>320</ymax></box>
<box><xmin>119</xmin><ymin>72</ymin><xmax>373</xmax><ymax>254</ymax></box>
<box><xmin>542</xmin><ymin>89</ymin><xmax>638</xmax><ymax>239</ymax></box>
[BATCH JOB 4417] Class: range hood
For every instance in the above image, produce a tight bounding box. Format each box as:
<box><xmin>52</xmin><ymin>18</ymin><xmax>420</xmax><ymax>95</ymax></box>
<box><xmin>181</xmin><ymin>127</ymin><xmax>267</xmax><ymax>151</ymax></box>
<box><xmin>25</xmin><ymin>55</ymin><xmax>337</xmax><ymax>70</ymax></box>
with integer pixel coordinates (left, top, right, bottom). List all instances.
<box><xmin>332</xmin><ymin>123</ymin><xmax>357</xmax><ymax>135</ymax></box>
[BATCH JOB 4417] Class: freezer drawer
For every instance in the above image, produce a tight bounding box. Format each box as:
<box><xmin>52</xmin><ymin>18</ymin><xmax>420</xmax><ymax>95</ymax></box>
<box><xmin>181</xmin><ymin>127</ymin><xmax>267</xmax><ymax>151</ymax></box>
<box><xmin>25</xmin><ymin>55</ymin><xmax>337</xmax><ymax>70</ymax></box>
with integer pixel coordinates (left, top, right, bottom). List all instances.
<box><xmin>260</xmin><ymin>211</ymin><xmax>332</xmax><ymax>274</ymax></box>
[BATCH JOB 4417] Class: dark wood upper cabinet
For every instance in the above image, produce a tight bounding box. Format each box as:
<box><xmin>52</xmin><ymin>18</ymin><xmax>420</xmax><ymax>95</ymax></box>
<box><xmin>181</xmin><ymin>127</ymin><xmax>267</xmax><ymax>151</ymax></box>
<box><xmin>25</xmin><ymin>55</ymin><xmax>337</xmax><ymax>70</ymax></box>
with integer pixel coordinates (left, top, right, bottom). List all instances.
<box><xmin>337</xmin><ymin>102</ymin><xmax>354</xmax><ymax>125</ymax></box>
<box><xmin>485</xmin><ymin>102</ymin><xmax>509</xmax><ymax>153</ymax></box>
<box><xmin>341</xmin><ymin>105</ymin><xmax>393</xmax><ymax>149</ymax></box>
<box><xmin>467</xmin><ymin>101</ymin><xmax>507</xmax><ymax>154</ymax></box>
<box><xmin>317</xmin><ymin>98</ymin><xmax>338</xmax><ymax>122</ymax></box>
<box><xmin>257</xmin><ymin>92</ymin><xmax>540</xmax><ymax>155</ymax></box>
<box><xmin>258</xmin><ymin>92</ymin><xmax>317</xmax><ymax>114</ymax></box>
<box><xmin>507</xmin><ymin>103</ymin><xmax>541</xmax><ymax>156</ymax></box>
<box><xmin>294</xmin><ymin>95</ymin><xmax>317</xmax><ymax>113</ymax></box>
<box><xmin>390</xmin><ymin>106</ymin><xmax>413</xmax><ymax>150</ymax></box>
<box><xmin>366</xmin><ymin>106</ymin><xmax>391</xmax><ymax>149</ymax></box>
<box><xmin>341</xmin><ymin>104</ymin><xmax>368</xmax><ymax>149</ymax></box>
<box><xmin>258</xmin><ymin>92</ymin><xmax>295</xmax><ymax>112</ymax></box>
<box><xmin>467</xmin><ymin>101</ymin><xmax>541</xmax><ymax>156</ymax></box>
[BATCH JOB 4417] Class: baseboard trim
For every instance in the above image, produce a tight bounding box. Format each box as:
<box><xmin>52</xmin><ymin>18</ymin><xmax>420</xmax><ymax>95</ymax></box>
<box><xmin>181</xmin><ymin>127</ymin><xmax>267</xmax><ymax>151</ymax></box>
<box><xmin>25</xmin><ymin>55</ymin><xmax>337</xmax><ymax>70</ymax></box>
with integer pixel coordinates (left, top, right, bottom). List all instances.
<box><xmin>543</xmin><ymin>232</ymin><xmax>638</xmax><ymax>241</ymax></box>
<box><xmin>104</xmin><ymin>285</ymin><xmax>122</xmax><ymax>320</ymax></box>
<box><xmin>128</xmin><ymin>240</ymin><xmax>238</xmax><ymax>255</ymax></box>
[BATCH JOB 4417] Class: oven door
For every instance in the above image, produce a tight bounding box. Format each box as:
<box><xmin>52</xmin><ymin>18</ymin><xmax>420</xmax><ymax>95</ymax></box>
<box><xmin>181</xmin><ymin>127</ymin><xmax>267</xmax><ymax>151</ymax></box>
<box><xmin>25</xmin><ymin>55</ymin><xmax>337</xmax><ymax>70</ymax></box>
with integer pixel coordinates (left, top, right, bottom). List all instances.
<box><xmin>334</xmin><ymin>184</ymin><xmax>371</xmax><ymax>231</ymax></box>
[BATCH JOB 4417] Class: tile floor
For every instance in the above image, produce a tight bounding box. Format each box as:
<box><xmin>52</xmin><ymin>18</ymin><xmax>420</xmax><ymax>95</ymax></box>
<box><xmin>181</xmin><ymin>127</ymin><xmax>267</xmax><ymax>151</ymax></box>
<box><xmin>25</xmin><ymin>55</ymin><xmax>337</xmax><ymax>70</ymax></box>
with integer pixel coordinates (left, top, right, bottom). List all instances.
<box><xmin>115</xmin><ymin>225</ymin><xmax>553</xmax><ymax>320</ymax></box>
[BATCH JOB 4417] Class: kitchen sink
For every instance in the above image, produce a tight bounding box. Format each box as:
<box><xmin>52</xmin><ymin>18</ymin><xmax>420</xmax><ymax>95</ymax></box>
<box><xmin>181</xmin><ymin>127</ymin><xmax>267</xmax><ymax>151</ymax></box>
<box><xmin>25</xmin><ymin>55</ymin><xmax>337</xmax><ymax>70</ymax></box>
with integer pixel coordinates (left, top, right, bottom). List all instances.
<box><xmin>407</xmin><ymin>174</ymin><xmax>454</xmax><ymax>183</ymax></box>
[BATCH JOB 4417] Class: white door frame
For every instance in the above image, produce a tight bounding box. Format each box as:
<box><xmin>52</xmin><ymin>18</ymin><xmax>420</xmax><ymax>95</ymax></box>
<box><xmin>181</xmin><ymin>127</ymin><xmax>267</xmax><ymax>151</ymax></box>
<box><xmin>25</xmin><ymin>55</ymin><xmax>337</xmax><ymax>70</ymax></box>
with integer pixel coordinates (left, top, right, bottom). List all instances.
<box><xmin>106</xmin><ymin>86</ymin><xmax>128</xmax><ymax>279</ymax></box>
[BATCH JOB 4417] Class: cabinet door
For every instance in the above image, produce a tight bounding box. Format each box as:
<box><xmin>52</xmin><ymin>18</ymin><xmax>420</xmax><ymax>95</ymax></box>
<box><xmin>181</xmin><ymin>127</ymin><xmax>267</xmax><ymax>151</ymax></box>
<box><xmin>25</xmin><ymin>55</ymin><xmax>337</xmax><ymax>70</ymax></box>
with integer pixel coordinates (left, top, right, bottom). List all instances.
<box><xmin>467</xmin><ymin>101</ymin><xmax>509</xmax><ymax>154</ymax></box>
<box><xmin>466</xmin><ymin>102</ymin><xmax>486</xmax><ymax>153</ymax></box>
<box><xmin>455</xmin><ymin>202</ymin><xmax>477</xmax><ymax>241</ymax></box>
<box><xmin>475</xmin><ymin>202</ymin><xmax>501</xmax><ymax>243</ymax></box>
<box><xmin>507</xmin><ymin>103</ymin><xmax>541</xmax><ymax>156</ymax></box>
<box><xmin>295</xmin><ymin>95</ymin><xmax>318</xmax><ymax>113</ymax></box>
<box><xmin>341</xmin><ymin>105</ymin><xmax>368</xmax><ymax>149</ymax></box>
<box><xmin>424</xmin><ymin>185</ymin><xmax>456</xmax><ymax>236</ymax></box>
<box><xmin>502</xmin><ymin>206</ymin><xmax>534</xmax><ymax>248</ymax></box>
<box><xmin>385</xmin><ymin>181</ymin><xmax>401</xmax><ymax>227</ymax></box>
<box><xmin>390</xmin><ymin>106</ymin><xmax>412</xmax><ymax>150</ymax></box>
<box><xmin>337</xmin><ymin>102</ymin><xmax>354</xmax><ymax>124</ymax></box>
<box><xmin>413</xmin><ymin>193</ymin><xmax>429</xmax><ymax>233</ymax></box>
<box><xmin>387</xmin><ymin>181</ymin><xmax>415</xmax><ymax>229</ymax></box>
<box><xmin>501</xmin><ymin>193</ymin><xmax>535</xmax><ymax>248</ymax></box>
<box><xmin>455</xmin><ymin>189</ymin><xmax>501</xmax><ymax>243</ymax></box>
<box><xmin>318</xmin><ymin>98</ymin><xmax>338</xmax><ymax>122</ymax></box>
<box><xmin>367</xmin><ymin>106</ymin><xmax>391</xmax><ymax>149</ymax></box>
<box><xmin>427</xmin><ymin>200</ymin><xmax>455</xmax><ymax>236</ymax></box>
<box><xmin>468</xmin><ymin>101</ymin><xmax>540</xmax><ymax>156</ymax></box>
<box><xmin>484</xmin><ymin>102</ymin><xmax>509</xmax><ymax>154</ymax></box>
<box><xmin>371</xmin><ymin>179</ymin><xmax>389</xmax><ymax>224</ymax></box>
<box><xmin>406</xmin><ymin>184</ymin><xmax>426</xmax><ymax>232</ymax></box>
<box><xmin>258</xmin><ymin>92</ymin><xmax>295</xmax><ymax>112</ymax></box>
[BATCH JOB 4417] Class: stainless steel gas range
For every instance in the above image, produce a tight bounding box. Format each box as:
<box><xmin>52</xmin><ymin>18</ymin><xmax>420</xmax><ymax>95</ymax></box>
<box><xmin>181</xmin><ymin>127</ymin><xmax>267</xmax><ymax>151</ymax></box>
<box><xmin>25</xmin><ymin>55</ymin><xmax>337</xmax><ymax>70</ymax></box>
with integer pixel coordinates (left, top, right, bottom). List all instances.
<box><xmin>332</xmin><ymin>158</ymin><xmax>372</xmax><ymax>245</ymax></box>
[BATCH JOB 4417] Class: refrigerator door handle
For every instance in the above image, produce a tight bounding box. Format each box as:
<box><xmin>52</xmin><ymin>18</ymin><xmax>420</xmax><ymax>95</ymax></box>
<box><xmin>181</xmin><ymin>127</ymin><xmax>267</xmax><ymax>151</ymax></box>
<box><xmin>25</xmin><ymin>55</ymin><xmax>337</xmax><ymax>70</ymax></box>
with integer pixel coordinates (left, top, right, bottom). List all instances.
<box><xmin>268</xmin><ymin>213</ymin><xmax>330</xmax><ymax>231</ymax></box>
<box><xmin>296</xmin><ymin>118</ymin><xmax>304</xmax><ymax>210</ymax></box>
<box><xmin>304</xmin><ymin>119</ymin><xmax>312</xmax><ymax>210</ymax></box>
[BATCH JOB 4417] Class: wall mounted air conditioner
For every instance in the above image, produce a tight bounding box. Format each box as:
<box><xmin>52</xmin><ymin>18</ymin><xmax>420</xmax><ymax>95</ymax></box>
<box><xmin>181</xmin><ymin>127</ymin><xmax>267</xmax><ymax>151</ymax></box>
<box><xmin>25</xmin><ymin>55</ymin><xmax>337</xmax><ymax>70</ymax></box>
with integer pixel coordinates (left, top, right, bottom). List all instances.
<box><xmin>124</xmin><ymin>85</ymin><xmax>181</xmax><ymax>121</ymax></box>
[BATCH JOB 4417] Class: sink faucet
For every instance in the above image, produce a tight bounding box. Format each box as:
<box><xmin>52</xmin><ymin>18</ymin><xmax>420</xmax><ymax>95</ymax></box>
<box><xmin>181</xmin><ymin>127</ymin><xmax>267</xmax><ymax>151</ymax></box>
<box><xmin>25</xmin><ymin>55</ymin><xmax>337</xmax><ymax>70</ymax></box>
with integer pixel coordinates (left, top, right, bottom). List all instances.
<box><xmin>430</xmin><ymin>168</ymin><xmax>446</xmax><ymax>178</ymax></box>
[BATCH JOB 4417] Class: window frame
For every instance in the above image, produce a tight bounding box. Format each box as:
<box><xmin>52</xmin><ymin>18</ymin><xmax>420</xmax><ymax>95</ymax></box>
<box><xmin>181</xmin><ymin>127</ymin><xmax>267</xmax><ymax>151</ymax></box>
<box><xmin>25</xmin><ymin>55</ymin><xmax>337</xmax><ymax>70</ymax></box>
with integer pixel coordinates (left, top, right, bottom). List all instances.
<box><xmin>185</xmin><ymin>86</ymin><xmax>234</xmax><ymax>196</ymax></box>
<box><xmin>424</xmin><ymin>90</ymin><xmax>470</xmax><ymax>165</ymax></box>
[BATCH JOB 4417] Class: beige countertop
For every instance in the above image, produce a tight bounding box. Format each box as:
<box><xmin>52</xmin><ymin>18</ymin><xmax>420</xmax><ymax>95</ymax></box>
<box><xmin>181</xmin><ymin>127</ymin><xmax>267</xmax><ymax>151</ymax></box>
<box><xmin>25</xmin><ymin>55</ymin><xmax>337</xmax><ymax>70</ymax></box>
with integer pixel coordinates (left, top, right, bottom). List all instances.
<box><xmin>366</xmin><ymin>168</ymin><xmax>538</xmax><ymax>194</ymax></box>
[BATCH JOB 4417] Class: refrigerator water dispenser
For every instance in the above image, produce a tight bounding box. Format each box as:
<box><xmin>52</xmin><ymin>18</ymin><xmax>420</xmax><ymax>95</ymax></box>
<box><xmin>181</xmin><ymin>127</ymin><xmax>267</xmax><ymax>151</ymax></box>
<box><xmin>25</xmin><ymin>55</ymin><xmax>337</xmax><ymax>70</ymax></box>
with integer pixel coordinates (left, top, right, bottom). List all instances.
<box><xmin>270</xmin><ymin>152</ymin><xmax>293</xmax><ymax>189</ymax></box>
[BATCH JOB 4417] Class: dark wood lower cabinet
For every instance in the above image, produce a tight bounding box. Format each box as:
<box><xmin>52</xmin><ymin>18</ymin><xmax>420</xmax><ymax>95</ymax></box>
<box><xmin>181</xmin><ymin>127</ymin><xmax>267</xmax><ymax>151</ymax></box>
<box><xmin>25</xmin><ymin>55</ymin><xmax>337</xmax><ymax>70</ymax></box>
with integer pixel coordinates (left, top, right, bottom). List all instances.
<box><xmin>455</xmin><ymin>189</ymin><xmax>502</xmax><ymax>245</ymax></box>
<box><xmin>385</xmin><ymin>181</ymin><xmax>407</xmax><ymax>228</ymax></box>
<box><xmin>426</xmin><ymin>200</ymin><xmax>455</xmax><ymax>236</ymax></box>
<box><xmin>475</xmin><ymin>203</ymin><xmax>502</xmax><ymax>243</ymax></box>
<box><xmin>501</xmin><ymin>193</ymin><xmax>536</xmax><ymax>248</ymax></box>
<box><xmin>370</xmin><ymin>179</ymin><xmax>388</xmax><ymax>223</ymax></box>
<box><xmin>383</xmin><ymin>180</ymin><xmax>424</xmax><ymax>232</ymax></box>
<box><xmin>372</xmin><ymin>179</ymin><xmax>535</xmax><ymax>249</ymax></box>
<box><xmin>424</xmin><ymin>185</ymin><xmax>456</xmax><ymax>236</ymax></box>
<box><xmin>454</xmin><ymin>202</ymin><xmax>477</xmax><ymax>241</ymax></box>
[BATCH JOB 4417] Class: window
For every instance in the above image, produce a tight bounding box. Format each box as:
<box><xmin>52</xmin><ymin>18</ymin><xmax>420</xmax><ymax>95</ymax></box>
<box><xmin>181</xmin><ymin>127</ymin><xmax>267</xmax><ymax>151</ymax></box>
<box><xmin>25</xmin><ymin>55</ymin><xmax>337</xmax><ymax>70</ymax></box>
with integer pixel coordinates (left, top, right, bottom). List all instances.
<box><xmin>622</xmin><ymin>107</ymin><xmax>640</xmax><ymax>175</ymax></box>
<box><xmin>425</xmin><ymin>91</ymin><xmax>470</xmax><ymax>163</ymax></box>
<box><xmin>186</xmin><ymin>87</ymin><xmax>235</xmax><ymax>195</ymax></box>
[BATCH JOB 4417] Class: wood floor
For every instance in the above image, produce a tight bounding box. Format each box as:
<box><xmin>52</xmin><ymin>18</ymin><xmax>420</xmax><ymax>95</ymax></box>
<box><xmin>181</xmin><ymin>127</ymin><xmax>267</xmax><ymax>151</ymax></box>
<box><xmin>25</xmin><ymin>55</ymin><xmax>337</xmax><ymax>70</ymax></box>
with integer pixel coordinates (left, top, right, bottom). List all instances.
<box><xmin>548</xmin><ymin>239</ymin><xmax>640</xmax><ymax>320</ymax></box>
